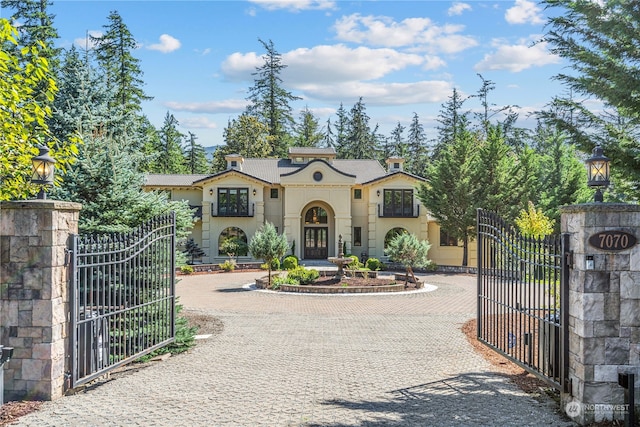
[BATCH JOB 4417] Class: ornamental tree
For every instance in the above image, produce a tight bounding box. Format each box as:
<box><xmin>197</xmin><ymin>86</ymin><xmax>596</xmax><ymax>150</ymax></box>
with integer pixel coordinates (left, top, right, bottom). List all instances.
<box><xmin>0</xmin><ymin>18</ymin><xmax>78</xmax><ymax>201</ymax></box>
<box><xmin>385</xmin><ymin>233</ymin><xmax>431</xmax><ymax>286</ymax></box>
<box><xmin>248</xmin><ymin>222</ymin><xmax>288</xmax><ymax>287</ymax></box>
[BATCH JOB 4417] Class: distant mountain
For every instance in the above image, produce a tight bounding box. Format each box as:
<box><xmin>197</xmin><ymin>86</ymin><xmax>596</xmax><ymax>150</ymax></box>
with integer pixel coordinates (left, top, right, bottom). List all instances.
<box><xmin>204</xmin><ymin>145</ymin><xmax>218</xmax><ymax>159</ymax></box>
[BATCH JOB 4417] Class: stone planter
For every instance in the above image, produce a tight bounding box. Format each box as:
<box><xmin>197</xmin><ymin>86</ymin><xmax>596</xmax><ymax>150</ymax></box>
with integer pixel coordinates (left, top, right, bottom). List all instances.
<box><xmin>350</xmin><ymin>270</ymin><xmax>378</xmax><ymax>279</ymax></box>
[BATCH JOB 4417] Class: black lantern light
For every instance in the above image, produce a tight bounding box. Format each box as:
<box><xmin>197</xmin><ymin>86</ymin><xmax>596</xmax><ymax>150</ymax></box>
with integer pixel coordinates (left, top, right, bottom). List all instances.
<box><xmin>585</xmin><ymin>145</ymin><xmax>610</xmax><ymax>203</ymax></box>
<box><xmin>31</xmin><ymin>145</ymin><xmax>56</xmax><ymax>199</ymax></box>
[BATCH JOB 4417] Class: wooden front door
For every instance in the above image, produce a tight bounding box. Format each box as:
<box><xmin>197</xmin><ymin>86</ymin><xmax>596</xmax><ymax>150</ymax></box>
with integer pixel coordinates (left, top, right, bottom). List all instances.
<box><xmin>304</xmin><ymin>227</ymin><xmax>328</xmax><ymax>259</ymax></box>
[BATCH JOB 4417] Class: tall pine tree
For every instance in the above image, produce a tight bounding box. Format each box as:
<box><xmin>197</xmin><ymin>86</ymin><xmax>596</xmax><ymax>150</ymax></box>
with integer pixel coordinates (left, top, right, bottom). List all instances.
<box><xmin>245</xmin><ymin>38</ymin><xmax>300</xmax><ymax>157</ymax></box>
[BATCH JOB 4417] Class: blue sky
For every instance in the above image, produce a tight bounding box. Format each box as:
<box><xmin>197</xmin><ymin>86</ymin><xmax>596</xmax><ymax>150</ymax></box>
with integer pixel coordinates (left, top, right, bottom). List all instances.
<box><xmin>3</xmin><ymin>0</ymin><xmax>569</xmax><ymax>148</ymax></box>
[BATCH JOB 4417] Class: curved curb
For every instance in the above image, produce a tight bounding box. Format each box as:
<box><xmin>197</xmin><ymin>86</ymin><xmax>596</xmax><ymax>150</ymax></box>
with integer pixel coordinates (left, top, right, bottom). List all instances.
<box><xmin>242</xmin><ymin>282</ymin><xmax>438</xmax><ymax>296</ymax></box>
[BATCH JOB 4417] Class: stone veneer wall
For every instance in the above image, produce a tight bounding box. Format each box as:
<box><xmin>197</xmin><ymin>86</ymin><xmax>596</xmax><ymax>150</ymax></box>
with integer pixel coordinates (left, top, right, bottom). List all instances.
<box><xmin>561</xmin><ymin>203</ymin><xmax>640</xmax><ymax>425</ymax></box>
<box><xmin>0</xmin><ymin>200</ymin><xmax>82</xmax><ymax>401</ymax></box>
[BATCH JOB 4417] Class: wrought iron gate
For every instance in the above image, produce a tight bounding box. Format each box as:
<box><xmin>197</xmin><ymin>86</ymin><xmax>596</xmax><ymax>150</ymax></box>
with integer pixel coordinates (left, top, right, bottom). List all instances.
<box><xmin>477</xmin><ymin>209</ymin><xmax>570</xmax><ymax>390</ymax></box>
<box><xmin>69</xmin><ymin>213</ymin><xmax>176</xmax><ymax>387</ymax></box>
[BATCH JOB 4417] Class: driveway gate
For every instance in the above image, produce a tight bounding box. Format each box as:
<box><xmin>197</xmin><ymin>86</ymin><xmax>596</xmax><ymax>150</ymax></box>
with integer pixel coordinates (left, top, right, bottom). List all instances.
<box><xmin>476</xmin><ymin>209</ymin><xmax>570</xmax><ymax>390</ymax></box>
<box><xmin>68</xmin><ymin>213</ymin><xmax>176</xmax><ymax>387</ymax></box>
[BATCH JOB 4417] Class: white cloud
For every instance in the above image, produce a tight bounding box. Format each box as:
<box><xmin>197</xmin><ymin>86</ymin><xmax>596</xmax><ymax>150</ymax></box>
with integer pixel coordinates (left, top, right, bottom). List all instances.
<box><xmin>248</xmin><ymin>0</ymin><xmax>336</xmax><ymax>12</ymax></box>
<box><xmin>448</xmin><ymin>2</ymin><xmax>472</xmax><ymax>16</ymax></box>
<box><xmin>179</xmin><ymin>116</ymin><xmax>219</xmax><ymax>130</ymax></box>
<box><xmin>505</xmin><ymin>0</ymin><xmax>545</xmax><ymax>25</ymax></box>
<box><xmin>474</xmin><ymin>40</ymin><xmax>561</xmax><ymax>72</ymax></box>
<box><xmin>423</xmin><ymin>55</ymin><xmax>446</xmax><ymax>70</ymax></box>
<box><xmin>147</xmin><ymin>34</ymin><xmax>181</xmax><ymax>53</ymax></box>
<box><xmin>73</xmin><ymin>30</ymin><xmax>102</xmax><ymax>50</ymax></box>
<box><xmin>221</xmin><ymin>44</ymin><xmax>425</xmax><ymax>85</ymax></box>
<box><xmin>163</xmin><ymin>99</ymin><xmax>248</xmax><ymax>114</ymax></box>
<box><xmin>333</xmin><ymin>14</ymin><xmax>477</xmax><ymax>53</ymax></box>
<box><xmin>296</xmin><ymin>80</ymin><xmax>453</xmax><ymax>106</ymax></box>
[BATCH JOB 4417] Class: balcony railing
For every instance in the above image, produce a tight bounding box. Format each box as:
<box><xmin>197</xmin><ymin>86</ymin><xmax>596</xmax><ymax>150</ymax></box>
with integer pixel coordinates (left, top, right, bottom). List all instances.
<box><xmin>211</xmin><ymin>202</ymin><xmax>255</xmax><ymax>217</ymax></box>
<box><xmin>377</xmin><ymin>203</ymin><xmax>420</xmax><ymax>218</ymax></box>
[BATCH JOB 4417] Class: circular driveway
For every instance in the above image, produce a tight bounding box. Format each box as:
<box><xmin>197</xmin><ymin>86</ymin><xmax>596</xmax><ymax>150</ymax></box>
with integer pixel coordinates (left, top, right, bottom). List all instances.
<box><xmin>14</xmin><ymin>271</ymin><xmax>572</xmax><ymax>426</ymax></box>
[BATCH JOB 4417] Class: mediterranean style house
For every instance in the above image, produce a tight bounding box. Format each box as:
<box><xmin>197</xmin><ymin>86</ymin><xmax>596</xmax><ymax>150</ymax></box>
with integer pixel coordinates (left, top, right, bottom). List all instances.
<box><xmin>143</xmin><ymin>147</ymin><xmax>476</xmax><ymax>267</ymax></box>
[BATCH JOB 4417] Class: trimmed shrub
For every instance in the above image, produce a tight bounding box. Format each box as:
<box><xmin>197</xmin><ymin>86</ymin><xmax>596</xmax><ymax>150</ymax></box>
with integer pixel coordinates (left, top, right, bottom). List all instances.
<box><xmin>287</xmin><ymin>266</ymin><xmax>319</xmax><ymax>284</ymax></box>
<box><xmin>219</xmin><ymin>260</ymin><xmax>236</xmax><ymax>272</ymax></box>
<box><xmin>282</xmin><ymin>255</ymin><xmax>298</xmax><ymax>270</ymax></box>
<box><xmin>347</xmin><ymin>255</ymin><xmax>362</xmax><ymax>269</ymax></box>
<box><xmin>271</xmin><ymin>275</ymin><xmax>299</xmax><ymax>289</ymax></box>
<box><xmin>180</xmin><ymin>265</ymin><xmax>194</xmax><ymax>275</ymax></box>
<box><xmin>365</xmin><ymin>258</ymin><xmax>384</xmax><ymax>271</ymax></box>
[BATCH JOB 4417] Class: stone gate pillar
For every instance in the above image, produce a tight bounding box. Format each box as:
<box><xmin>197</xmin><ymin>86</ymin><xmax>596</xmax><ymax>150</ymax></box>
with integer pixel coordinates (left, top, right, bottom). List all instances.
<box><xmin>0</xmin><ymin>200</ymin><xmax>82</xmax><ymax>401</ymax></box>
<box><xmin>561</xmin><ymin>203</ymin><xmax>640</xmax><ymax>424</ymax></box>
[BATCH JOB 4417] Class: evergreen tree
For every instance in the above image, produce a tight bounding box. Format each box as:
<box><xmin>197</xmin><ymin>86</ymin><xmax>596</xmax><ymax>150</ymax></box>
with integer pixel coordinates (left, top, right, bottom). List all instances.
<box><xmin>344</xmin><ymin>98</ymin><xmax>378</xmax><ymax>159</ymax></box>
<box><xmin>543</xmin><ymin>0</ymin><xmax>640</xmax><ymax>199</ymax></box>
<box><xmin>417</xmin><ymin>118</ymin><xmax>478</xmax><ymax>266</ymax></box>
<box><xmin>212</xmin><ymin>113</ymin><xmax>273</xmax><ymax>172</ymax></box>
<box><xmin>91</xmin><ymin>10</ymin><xmax>152</xmax><ymax>114</ymax></box>
<box><xmin>406</xmin><ymin>112</ymin><xmax>429</xmax><ymax>177</ymax></box>
<box><xmin>434</xmin><ymin>88</ymin><xmax>468</xmax><ymax>160</ymax></box>
<box><xmin>246</xmin><ymin>38</ymin><xmax>300</xmax><ymax>157</ymax></box>
<box><xmin>2</xmin><ymin>0</ymin><xmax>60</xmax><ymax>99</ymax></box>
<box><xmin>385</xmin><ymin>233</ymin><xmax>431</xmax><ymax>286</ymax></box>
<box><xmin>390</xmin><ymin>122</ymin><xmax>408</xmax><ymax>158</ymax></box>
<box><xmin>333</xmin><ymin>103</ymin><xmax>349</xmax><ymax>157</ymax></box>
<box><xmin>151</xmin><ymin>112</ymin><xmax>186</xmax><ymax>173</ymax></box>
<box><xmin>183</xmin><ymin>132</ymin><xmax>209</xmax><ymax>173</ymax></box>
<box><xmin>293</xmin><ymin>106</ymin><xmax>324</xmax><ymax>147</ymax></box>
<box><xmin>322</xmin><ymin>117</ymin><xmax>335</xmax><ymax>148</ymax></box>
<box><xmin>184</xmin><ymin>238</ymin><xmax>206</xmax><ymax>264</ymax></box>
<box><xmin>532</xmin><ymin>123</ymin><xmax>591</xmax><ymax>229</ymax></box>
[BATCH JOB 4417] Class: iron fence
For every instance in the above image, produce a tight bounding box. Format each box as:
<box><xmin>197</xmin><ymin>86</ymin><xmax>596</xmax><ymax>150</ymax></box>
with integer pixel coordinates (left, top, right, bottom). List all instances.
<box><xmin>476</xmin><ymin>209</ymin><xmax>569</xmax><ymax>390</ymax></box>
<box><xmin>69</xmin><ymin>213</ymin><xmax>176</xmax><ymax>387</ymax></box>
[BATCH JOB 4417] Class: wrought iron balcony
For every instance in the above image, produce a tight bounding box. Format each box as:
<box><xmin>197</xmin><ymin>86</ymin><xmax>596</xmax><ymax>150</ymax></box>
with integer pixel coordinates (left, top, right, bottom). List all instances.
<box><xmin>377</xmin><ymin>203</ymin><xmax>420</xmax><ymax>218</ymax></box>
<box><xmin>211</xmin><ymin>202</ymin><xmax>255</xmax><ymax>217</ymax></box>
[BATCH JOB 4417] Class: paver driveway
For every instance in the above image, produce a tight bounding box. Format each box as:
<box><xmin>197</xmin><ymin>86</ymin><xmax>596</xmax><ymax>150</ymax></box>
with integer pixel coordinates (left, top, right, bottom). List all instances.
<box><xmin>14</xmin><ymin>271</ymin><xmax>573</xmax><ymax>426</ymax></box>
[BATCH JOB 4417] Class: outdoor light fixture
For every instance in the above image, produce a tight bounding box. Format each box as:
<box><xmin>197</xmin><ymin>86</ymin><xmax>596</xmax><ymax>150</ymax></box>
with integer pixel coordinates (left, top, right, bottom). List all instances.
<box><xmin>209</xmin><ymin>189</ymin><xmax>214</xmax><ymax>196</ymax></box>
<box><xmin>31</xmin><ymin>145</ymin><xmax>56</xmax><ymax>199</ymax></box>
<box><xmin>377</xmin><ymin>190</ymin><xmax>380</xmax><ymax>197</ymax></box>
<box><xmin>585</xmin><ymin>145</ymin><xmax>610</xmax><ymax>203</ymax></box>
<box><xmin>253</xmin><ymin>188</ymin><xmax>257</xmax><ymax>196</ymax></box>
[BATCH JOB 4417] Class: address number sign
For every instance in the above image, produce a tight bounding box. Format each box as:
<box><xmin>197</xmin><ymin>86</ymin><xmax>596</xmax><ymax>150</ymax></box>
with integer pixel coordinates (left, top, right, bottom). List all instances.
<box><xmin>588</xmin><ymin>230</ymin><xmax>637</xmax><ymax>251</ymax></box>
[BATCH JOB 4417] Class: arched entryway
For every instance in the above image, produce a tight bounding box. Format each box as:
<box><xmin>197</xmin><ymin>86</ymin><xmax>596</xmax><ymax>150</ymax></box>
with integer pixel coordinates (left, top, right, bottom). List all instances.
<box><xmin>301</xmin><ymin>203</ymin><xmax>334</xmax><ymax>260</ymax></box>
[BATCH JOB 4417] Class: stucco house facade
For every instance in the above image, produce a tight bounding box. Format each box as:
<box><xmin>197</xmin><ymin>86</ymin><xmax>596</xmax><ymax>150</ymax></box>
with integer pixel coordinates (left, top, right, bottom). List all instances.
<box><xmin>143</xmin><ymin>147</ymin><xmax>476</xmax><ymax>267</ymax></box>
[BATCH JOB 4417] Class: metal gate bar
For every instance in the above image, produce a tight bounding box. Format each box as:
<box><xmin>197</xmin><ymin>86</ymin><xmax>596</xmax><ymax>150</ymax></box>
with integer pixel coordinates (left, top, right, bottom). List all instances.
<box><xmin>69</xmin><ymin>213</ymin><xmax>176</xmax><ymax>387</ymax></box>
<box><xmin>477</xmin><ymin>209</ymin><xmax>569</xmax><ymax>390</ymax></box>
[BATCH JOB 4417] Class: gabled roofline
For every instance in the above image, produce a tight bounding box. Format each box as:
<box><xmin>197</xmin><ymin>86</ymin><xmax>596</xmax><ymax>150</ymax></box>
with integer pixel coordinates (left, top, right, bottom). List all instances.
<box><xmin>193</xmin><ymin>169</ymin><xmax>272</xmax><ymax>186</ymax></box>
<box><xmin>362</xmin><ymin>170</ymin><xmax>427</xmax><ymax>185</ymax></box>
<box><xmin>280</xmin><ymin>158</ymin><xmax>357</xmax><ymax>179</ymax></box>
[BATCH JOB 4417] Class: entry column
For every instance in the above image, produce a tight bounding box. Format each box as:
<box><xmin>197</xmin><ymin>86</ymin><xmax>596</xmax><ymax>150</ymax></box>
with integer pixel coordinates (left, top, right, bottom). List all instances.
<box><xmin>561</xmin><ymin>203</ymin><xmax>640</xmax><ymax>425</ymax></box>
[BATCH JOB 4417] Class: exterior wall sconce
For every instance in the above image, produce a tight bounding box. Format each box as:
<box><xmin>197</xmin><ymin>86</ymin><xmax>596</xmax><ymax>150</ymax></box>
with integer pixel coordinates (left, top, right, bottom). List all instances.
<box><xmin>253</xmin><ymin>188</ymin><xmax>257</xmax><ymax>196</ymax></box>
<box><xmin>209</xmin><ymin>189</ymin><xmax>214</xmax><ymax>196</ymax></box>
<box><xmin>31</xmin><ymin>145</ymin><xmax>56</xmax><ymax>199</ymax></box>
<box><xmin>585</xmin><ymin>145</ymin><xmax>610</xmax><ymax>203</ymax></box>
<box><xmin>377</xmin><ymin>190</ymin><xmax>380</xmax><ymax>197</ymax></box>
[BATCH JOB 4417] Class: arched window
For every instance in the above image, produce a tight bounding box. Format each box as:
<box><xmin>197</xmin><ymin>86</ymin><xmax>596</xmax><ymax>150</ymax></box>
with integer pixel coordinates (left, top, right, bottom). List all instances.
<box><xmin>218</xmin><ymin>227</ymin><xmax>248</xmax><ymax>256</ymax></box>
<box><xmin>384</xmin><ymin>227</ymin><xmax>407</xmax><ymax>250</ymax></box>
<box><xmin>304</xmin><ymin>207</ymin><xmax>328</xmax><ymax>224</ymax></box>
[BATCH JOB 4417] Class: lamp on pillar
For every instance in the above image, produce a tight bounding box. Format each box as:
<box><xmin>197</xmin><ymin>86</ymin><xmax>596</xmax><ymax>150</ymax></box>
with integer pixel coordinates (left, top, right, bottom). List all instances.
<box><xmin>585</xmin><ymin>145</ymin><xmax>610</xmax><ymax>203</ymax></box>
<box><xmin>31</xmin><ymin>145</ymin><xmax>56</xmax><ymax>199</ymax></box>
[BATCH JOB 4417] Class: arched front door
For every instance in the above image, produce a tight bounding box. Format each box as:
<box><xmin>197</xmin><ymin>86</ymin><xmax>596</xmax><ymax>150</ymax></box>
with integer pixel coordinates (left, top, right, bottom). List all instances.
<box><xmin>303</xmin><ymin>206</ymin><xmax>328</xmax><ymax>259</ymax></box>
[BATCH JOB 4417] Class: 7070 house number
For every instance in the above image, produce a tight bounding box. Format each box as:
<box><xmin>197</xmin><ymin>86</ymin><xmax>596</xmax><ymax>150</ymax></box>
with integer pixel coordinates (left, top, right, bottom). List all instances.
<box><xmin>588</xmin><ymin>231</ymin><xmax>637</xmax><ymax>251</ymax></box>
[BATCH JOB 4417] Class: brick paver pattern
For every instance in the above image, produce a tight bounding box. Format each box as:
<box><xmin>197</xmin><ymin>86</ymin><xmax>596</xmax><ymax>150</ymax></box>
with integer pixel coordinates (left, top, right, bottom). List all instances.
<box><xmin>14</xmin><ymin>272</ymin><xmax>574</xmax><ymax>426</ymax></box>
